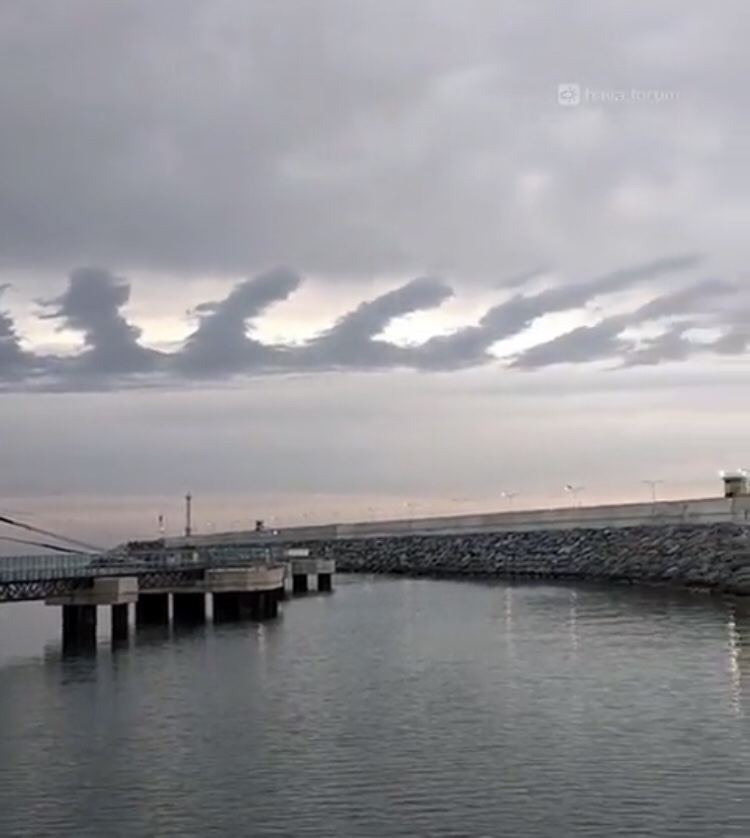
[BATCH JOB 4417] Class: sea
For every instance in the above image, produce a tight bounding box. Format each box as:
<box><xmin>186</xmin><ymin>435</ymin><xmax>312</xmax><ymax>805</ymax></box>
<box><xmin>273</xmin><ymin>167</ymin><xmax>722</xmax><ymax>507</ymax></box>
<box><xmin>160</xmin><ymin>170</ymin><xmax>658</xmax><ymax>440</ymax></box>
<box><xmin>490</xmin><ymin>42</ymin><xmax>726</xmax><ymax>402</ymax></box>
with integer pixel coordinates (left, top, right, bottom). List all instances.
<box><xmin>1</xmin><ymin>574</ymin><xmax>750</xmax><ymax>837</ymax></box>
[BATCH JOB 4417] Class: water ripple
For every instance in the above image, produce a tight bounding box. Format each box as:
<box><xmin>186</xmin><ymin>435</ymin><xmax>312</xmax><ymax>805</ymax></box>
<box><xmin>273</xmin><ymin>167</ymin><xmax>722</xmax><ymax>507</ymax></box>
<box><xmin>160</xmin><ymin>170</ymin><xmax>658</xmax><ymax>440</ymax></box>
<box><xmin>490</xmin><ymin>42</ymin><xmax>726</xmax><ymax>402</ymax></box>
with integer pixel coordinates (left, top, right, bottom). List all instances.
<box><xmin>1</xmin><ymin>579</ymin><xmax>750</xmax><ymax>836</ymax></box>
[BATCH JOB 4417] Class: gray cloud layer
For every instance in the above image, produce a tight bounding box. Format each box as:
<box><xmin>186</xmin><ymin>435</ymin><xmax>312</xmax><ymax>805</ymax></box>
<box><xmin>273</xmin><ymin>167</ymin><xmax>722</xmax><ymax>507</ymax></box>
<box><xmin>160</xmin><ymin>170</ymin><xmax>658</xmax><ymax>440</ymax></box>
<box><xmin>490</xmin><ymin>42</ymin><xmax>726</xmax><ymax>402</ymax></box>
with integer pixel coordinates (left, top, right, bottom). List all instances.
<box><xmin>0</xmin><ymin>256</ymin><xmax>746</xmax><ymax>391</ymax></box>
<box><xmin>0</xmin><ymin>0</ymin><xmax>748</xmax><ymax>285</ymax></box>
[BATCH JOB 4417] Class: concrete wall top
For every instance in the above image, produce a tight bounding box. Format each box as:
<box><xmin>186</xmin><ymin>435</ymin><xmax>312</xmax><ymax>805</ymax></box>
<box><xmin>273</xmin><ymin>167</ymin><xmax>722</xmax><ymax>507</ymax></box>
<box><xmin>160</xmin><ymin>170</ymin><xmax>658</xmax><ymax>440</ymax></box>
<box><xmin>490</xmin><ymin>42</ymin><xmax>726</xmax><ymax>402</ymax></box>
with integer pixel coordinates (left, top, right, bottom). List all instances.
<box><xmin>46</xmin><ymin>575</ymin><xmax>139</xmax><ymax>606</ymax></box>
<box><xmin>289</xmin><ymin>558</ymin><xmax>335</xmax><ymax>574</ymax></box>
<box><xmin>158</xmin><ymin>494</ymin><xmax>750</xmax><ymax>549</ymax></box>
<box><xmin>163</xmin><ymin>524</ymin><xmax>338</xmax><ymax>549</ymax></box>
<box><xmin>205</xmin><ymin>566</ymin><xmax>285</xmax><ymax>592</ymax></box>
<box><xmin>329</xmin><ymin>496</ymin><xmax>747</xmax><ymax>537</ymax></box>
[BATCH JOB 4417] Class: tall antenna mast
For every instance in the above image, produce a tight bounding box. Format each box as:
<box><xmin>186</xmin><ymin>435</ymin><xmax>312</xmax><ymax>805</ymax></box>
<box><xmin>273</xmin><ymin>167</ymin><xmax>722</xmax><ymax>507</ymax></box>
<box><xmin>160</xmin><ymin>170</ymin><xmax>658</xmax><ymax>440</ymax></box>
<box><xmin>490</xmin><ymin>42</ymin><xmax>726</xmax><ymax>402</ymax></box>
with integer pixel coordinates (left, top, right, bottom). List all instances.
<box><xmin>185</xmin><ymin>493</ymin><xmax>192</xmax><ymax>538</ymax></box>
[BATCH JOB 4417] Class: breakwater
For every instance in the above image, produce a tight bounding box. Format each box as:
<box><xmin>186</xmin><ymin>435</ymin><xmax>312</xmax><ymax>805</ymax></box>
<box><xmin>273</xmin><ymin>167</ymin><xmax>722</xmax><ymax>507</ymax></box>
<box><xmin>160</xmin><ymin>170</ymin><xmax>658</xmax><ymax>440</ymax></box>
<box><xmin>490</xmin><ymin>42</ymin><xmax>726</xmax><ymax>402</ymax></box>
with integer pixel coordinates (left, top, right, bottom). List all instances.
<box><xmin>302</xmin><ymin>523</ymin><xmax>750</xmax><ymax>594</ymax></box>
<box><xmin>160</xmin><ymin>491</ymin><xmax>750</xmax><ymax>594</ymax></box>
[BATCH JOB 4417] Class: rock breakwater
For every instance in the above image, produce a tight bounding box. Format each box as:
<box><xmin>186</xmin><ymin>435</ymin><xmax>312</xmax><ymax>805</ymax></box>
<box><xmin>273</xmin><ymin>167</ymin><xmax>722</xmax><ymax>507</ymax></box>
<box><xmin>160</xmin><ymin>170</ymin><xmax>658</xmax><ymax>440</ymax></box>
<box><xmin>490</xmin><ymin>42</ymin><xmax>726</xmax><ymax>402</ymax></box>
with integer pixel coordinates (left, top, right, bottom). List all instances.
<box><xmin>300</xmin><ymin>523</ymin><xmax>750</xmax><ymax>594</ymax></box>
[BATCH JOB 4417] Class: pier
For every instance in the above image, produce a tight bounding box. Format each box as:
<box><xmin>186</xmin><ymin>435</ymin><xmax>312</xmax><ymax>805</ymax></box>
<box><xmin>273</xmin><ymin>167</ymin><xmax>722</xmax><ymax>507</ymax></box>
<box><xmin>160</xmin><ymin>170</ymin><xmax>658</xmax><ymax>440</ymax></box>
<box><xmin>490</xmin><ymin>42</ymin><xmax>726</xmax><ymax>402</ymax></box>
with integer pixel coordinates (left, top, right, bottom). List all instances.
<box><xmin>0</xmin><ymin>547</ymin><xmax>335</xmax><ymax>651</ymax></box>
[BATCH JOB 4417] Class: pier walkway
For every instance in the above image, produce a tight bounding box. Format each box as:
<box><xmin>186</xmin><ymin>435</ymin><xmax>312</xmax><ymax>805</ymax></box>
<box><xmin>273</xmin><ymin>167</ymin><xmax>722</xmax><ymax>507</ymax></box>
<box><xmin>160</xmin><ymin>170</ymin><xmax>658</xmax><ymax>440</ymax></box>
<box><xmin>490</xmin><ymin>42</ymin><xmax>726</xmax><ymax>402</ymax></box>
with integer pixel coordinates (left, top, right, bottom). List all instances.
<box><xmin>0</xmin><ymin>546</ymin><xmax>335</xmax><ymax>650</ymax></box>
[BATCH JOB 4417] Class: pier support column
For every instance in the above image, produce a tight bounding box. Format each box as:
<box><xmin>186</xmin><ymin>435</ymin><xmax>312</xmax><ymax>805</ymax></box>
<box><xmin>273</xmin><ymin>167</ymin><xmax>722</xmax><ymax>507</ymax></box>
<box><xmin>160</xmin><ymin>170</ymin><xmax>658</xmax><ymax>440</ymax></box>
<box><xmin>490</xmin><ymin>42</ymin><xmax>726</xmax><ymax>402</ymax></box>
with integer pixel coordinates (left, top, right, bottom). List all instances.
<box><xmin>292</xmin><ymin>573</ymin><xmax>308</xmax><ymax>594</ymax></box>
<box><xmin>254</xmin><ymin>591</ymin><xmax>279</xmax><ymax>619</ymax></box>
<box><xmin>173</xmin><ymin>593</ymin><xmax>206</xmax><ymax>626</ymax></box>
<box><xmin>264</xmin><ymin>591</ymin><xmax>279</xmax><ymax>618</ymax></box>
<box><xmin>216</xmin><ymin>591</ymin><xmax>280</xmax><ymax>621</ymax></box>
<box><xmin>111</xmin><ymin>603</ymin><xmax>129</xmax><ymax>644</ymax></box>
<box><xmin>62</xmin><ymin>604</ymin><xmax>97</xmax><ymax>651</ymax></box>
<box><xmin>318</xmin><ymin>573</ymin><xmax>333</xmax><ymax>592</ymax></box>
<box><xmin>136</xmin><ymin>593</ymin><xmax>169</xmax><ymax>627</ymax></box>
<box><xmin>237</xmin><ymin>592</ymin><xmax>261</xmax><ymax>620</ymax></box>
<box><xmin>207</xmin><ymin>566</ymin><xmax>286</xmax><ymax>622</ymax></box>
<box><xmin>213</xmin><ymin>592</ymin><xmax>240</xmax><ymax>622</ymax></box>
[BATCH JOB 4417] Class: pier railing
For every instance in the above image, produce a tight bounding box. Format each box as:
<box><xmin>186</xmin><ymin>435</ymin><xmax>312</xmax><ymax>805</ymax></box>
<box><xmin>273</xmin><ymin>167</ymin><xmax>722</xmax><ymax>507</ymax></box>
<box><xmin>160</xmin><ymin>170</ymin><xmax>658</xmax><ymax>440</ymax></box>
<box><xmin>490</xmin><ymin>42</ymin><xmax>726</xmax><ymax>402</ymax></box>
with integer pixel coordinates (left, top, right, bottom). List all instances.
<box><xmin>0</xmin><ymin>545</ymin><xmax>285</xmax><ymax>585</ymax></box>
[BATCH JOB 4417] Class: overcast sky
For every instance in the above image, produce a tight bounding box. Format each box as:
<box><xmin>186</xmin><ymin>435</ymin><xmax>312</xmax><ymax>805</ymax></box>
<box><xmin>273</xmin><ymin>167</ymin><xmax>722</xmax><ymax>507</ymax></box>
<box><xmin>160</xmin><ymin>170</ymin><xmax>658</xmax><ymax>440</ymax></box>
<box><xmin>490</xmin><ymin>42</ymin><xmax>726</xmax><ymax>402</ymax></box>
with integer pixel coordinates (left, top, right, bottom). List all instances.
<box><xmin>0</xmin><ymin>0</ymin><xmax>748</xmax><ymax>548</ymax></box>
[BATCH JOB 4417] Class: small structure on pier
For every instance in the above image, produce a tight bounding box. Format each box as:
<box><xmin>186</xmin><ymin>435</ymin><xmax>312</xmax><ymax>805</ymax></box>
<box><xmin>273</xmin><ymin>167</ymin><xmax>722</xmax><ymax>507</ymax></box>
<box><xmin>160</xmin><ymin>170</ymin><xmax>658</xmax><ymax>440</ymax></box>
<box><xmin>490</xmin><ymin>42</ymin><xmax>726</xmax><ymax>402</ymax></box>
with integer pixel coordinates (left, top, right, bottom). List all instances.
<box><xmin>285</xmin><ymin>548</ymin><xmax>334</xmax><ymax>593</ymax></box>
<box><xmin>721</xmin><ymin>470</ymin><xmax>749</xmax><ymax>498</ymax></box>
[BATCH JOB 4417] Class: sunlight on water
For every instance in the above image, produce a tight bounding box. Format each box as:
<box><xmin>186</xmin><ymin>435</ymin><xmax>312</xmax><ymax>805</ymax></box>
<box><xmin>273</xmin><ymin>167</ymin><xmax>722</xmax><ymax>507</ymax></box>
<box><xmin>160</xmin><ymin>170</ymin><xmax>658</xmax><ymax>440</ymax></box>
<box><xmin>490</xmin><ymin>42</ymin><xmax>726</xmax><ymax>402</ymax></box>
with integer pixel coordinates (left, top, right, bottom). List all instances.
<box><xmin>727</xmin><ymin>606</ymin><xmax>742</xmax><ymax>717</ymax></box>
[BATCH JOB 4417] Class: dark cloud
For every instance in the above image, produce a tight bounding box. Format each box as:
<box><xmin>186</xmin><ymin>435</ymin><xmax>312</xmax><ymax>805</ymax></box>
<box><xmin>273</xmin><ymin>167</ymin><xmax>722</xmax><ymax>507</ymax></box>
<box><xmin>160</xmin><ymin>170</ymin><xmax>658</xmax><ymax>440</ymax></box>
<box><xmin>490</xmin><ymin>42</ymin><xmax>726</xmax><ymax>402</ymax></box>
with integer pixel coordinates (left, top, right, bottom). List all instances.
<box><xmin>413</xmin><ymin>254</ymin><xmax>703</xmax><ymax>370</ymax></box>
<box><xmin>619</xmin><ymin>324</ymin><xmax>696</xmax><ymax>367</ymax></box>
<box><xmin>37</xmin><ymin>267</ymin><xmax>162</xmax><ymax>379</ymax></box>
<box><xmin>508</xmin><ymin>277</ymin><xmax>737</xmax><ymax>369</ymax></box>
<box><xmin>0</xmin><ymin>257</ymin><xmax>746</xmax><ymax>392</ymax></box>
<box><xmin>295</xmin><ymin>276</ymin><xmax>453</xmax><ymax>370</ymax></box>
<box><xmin>0</xmin><ymin>283</ymin><xmax>30</xmax><ymax>380</ymax></box>
<box><xmin>708</xmin><ymin>297</ymin><xmax>750</xmax><ymax>356</ymax></box>
<box><xmin>510</xmin><ymin>320</ymin><xmax>632</xmax><ymax>370</ymax></box>
<box><xmin>172</xmin><ymin>267</ymin><xmax>301</xmax><ymax>377</ymax></box>
<box><xmin>712</xmin><ymin>324</ymin><xmax>750</xmax><ymax>356</ymax></box>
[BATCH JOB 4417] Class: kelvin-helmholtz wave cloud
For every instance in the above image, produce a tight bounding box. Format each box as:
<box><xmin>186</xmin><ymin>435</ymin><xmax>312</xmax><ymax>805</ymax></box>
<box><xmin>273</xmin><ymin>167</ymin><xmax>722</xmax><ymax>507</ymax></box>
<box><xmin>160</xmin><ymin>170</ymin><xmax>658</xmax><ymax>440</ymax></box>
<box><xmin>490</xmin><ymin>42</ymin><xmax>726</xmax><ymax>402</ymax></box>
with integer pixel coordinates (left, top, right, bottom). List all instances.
<box><xmin>0</xmin><ymin>254</ymin><xmax>747</xmax><ymax>392</ymax></box>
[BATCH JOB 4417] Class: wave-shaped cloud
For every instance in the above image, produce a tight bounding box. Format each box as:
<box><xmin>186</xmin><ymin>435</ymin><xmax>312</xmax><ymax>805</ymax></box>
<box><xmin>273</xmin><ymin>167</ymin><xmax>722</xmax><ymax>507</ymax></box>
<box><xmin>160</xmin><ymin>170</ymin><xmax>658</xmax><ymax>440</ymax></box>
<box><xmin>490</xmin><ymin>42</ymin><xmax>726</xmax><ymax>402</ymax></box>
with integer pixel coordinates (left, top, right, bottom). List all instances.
<box><xmin>0</xmin><ymin>255</ymin><xmax>746</xmax><ymax>392</ymax></box>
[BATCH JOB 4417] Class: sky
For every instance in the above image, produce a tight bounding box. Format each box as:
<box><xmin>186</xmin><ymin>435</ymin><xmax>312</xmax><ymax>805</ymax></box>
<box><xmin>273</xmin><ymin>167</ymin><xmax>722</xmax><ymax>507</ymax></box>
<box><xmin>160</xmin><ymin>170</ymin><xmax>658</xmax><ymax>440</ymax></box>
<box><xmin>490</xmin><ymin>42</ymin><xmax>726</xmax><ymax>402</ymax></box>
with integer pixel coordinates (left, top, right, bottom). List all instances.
<box><xmin>0</xmin><ymin>0</ymin><xmax>748</xmax><ymax>550</ymax></box>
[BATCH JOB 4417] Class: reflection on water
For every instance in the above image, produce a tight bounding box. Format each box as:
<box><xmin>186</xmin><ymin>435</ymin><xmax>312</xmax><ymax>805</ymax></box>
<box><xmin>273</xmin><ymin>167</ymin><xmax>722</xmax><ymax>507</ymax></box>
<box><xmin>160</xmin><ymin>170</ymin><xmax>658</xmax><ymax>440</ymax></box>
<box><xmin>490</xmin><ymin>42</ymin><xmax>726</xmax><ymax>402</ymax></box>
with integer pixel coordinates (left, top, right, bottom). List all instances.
<box><xmin>504</xmin><ymin>584</ymin><xmax>514</xmax><ymax>654</ymax></box>
<box><xmin>727</xmin><ymin>601</ymin><xmax>750</xmax><ymax>717</ymax></box>
<box><xmin>2</xmin><ymin>578</ymin><xmax>750</xmax><ymax>837</ymax></box>
<box><xmin>728</xmin><ymin>606</ymin><xmax>742</xmax><ymax>715</ymax></box>
<box><xmin>569</xmin><ymin>588</ymin><xmax>579</xmax><ymax>654</ymax></box>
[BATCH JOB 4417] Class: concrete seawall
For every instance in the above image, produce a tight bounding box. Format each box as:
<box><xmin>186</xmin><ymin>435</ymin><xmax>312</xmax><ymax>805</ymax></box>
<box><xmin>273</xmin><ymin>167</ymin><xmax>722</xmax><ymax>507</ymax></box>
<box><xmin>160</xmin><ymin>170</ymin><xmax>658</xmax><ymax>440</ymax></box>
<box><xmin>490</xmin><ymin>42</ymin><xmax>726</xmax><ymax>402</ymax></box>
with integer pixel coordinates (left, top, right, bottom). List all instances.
<box><xmin>167</xmin><ymin>495</ymin><xmax>750</xmax><ymax>547</ymax></box>
<box><xmin>160</xmin><ymin>494</ymin><xmax>750</xmax><ymax>595</ymax></box>
<box><xmin>297</xmin><ymin>523</ymin><xmax>750</xmax><ymax>595</ymax></box>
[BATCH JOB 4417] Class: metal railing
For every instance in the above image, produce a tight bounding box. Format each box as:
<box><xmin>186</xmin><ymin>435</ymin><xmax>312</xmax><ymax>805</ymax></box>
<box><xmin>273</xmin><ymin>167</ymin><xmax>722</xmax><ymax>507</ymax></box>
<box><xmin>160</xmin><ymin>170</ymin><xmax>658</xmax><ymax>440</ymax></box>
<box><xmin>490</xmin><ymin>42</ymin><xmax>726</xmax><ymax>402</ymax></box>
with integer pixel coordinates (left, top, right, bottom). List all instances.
<box><xmin>0</xmin><ymin>545</ymin><xmax>286</xmax><ymax>585</ymax></box>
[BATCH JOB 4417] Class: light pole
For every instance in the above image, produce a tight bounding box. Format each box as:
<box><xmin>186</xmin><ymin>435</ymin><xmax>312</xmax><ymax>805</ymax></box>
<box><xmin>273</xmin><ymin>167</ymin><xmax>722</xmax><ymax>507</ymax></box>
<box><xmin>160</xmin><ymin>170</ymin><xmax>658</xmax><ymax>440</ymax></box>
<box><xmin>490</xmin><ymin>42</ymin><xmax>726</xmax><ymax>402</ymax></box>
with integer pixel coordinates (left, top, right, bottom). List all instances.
<box><xmin>501</xmin><ymin>491</ymin><xmax>518</xmax><ymax>509</ymax></box>
<box><xmin>564</xmin><ymin>484</ymin><xmax>584</xmax><ymax>507</ymax></box>
<box><xmin>185</xmin><ymin>492</ymin><xmax>192</xmax><ymax>538</ymax></box>
<box><xmin>643</xmin><ymin>479</ymin><xmax>663</xmax><ymax>502</ymax></box>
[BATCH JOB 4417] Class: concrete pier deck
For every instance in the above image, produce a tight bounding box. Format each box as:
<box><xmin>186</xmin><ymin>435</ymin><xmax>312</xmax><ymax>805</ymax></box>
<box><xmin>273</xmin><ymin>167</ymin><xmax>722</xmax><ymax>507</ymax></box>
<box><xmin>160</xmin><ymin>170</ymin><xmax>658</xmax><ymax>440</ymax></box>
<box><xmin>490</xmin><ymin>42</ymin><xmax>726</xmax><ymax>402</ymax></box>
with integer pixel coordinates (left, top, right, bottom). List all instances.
<box><xmin>43</xmin><ymin>564</ymin><xmax>291</xmax><ymax>649</ymax></box>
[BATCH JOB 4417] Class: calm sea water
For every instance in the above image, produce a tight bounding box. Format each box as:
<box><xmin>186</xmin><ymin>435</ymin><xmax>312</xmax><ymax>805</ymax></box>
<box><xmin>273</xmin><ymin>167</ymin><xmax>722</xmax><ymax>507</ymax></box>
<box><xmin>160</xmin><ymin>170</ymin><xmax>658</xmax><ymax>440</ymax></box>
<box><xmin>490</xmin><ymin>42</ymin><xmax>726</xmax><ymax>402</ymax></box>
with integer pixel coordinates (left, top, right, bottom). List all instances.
<box><xmin>1</xmin><ymin>575</ymin><xmax>750</xmax><ymax>837</ymax></box>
